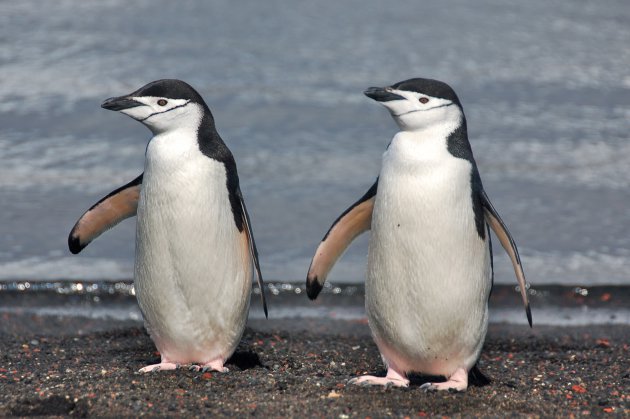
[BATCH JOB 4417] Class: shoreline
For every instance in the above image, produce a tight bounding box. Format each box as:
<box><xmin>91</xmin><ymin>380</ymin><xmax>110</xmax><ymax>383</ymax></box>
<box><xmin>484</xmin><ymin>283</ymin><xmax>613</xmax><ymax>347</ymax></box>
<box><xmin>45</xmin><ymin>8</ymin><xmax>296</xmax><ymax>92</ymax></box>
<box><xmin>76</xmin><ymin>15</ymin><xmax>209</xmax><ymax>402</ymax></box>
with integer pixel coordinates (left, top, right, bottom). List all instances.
<box><xmin>0</xmin><ymin>316</ymin><xmax>627</xmax><ymax>417</ymax></box>
<box><xmin>1</xmin><ymin>282</ymin><xmax>629</xmax><ymax>332</ymax></box>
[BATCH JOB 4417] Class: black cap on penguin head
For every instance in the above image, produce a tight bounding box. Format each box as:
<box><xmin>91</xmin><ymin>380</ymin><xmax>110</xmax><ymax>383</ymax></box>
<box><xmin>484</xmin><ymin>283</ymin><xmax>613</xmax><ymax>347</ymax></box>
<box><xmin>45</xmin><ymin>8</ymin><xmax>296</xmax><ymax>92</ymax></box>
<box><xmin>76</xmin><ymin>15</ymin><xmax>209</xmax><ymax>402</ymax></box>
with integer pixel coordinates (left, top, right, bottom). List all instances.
<box><xmin>129</xmin><ymin>79</ymin><xmax>208</xmax><ymax>107</ymax></box>
<box><xmin>390</xmin><ymin>78</ymin><xmax>462</xmax><ymax>108</ymax></box>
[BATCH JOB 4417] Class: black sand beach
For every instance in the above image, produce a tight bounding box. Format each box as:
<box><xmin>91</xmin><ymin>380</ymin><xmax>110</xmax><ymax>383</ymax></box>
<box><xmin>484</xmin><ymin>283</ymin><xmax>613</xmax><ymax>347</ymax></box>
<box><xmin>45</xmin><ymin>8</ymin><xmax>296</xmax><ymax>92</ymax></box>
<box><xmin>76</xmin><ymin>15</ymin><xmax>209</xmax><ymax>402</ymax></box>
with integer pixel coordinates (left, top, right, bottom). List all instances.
<box><xmin>0</xmin><ymin>312</ymin><xmax>628</xmax><ymax>418</ymax></box>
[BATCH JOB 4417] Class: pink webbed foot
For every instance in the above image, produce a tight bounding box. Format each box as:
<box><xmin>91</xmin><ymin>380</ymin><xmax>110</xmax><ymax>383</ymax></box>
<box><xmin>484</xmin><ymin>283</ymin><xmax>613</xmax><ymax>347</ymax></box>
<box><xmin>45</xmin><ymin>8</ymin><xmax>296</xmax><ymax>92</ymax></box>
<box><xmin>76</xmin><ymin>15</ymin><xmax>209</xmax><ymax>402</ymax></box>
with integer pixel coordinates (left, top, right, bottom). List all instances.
<box><xmin>348</xmin><ymin>367</ymin><xmax>409</xmax><ymax>388</ymax></box>
<box><xmin>189</xmin><ymin>358</ymin><xmax>229</xmax><ymax>373</ymax></box>
<box><xmin>139</xmin><ymin>361</ymin><xmax>180</xmax><ymax>373</ymax></box>
<box><xmin>420</xmin><ymin>367</ymin><xmax>468</xmax><ymax>392</ymax></box>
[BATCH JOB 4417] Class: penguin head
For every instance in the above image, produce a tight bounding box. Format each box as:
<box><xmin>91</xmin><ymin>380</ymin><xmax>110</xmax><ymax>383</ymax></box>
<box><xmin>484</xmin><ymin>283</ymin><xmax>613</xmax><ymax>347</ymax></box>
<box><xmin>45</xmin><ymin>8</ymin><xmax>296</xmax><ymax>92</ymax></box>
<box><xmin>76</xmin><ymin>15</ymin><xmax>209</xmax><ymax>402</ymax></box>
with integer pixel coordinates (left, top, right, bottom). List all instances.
<box><xmin>101</xmin><ymin>79</ymin><xmax>210</xmax><ymax>134</ymax></box>
<box><xmin>364</xmin><ymin>78</ymin><xmax>463</xmax><ymax>131</ymax></box>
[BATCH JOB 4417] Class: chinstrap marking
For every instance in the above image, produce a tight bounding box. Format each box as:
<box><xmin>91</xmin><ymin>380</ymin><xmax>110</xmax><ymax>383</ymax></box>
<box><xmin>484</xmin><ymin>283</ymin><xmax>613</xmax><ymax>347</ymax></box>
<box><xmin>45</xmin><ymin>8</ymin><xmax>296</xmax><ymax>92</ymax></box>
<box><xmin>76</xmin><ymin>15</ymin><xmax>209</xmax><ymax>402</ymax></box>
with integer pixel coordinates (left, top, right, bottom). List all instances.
<box><xmin>393</xmin><ymin>102</ymin><xmax>454</xmax><ymax>117</ymax></box>
<box><xmin>140</xmin><ymin>100</ymin><xmax>191</xmax><ymax>122</ymax></box>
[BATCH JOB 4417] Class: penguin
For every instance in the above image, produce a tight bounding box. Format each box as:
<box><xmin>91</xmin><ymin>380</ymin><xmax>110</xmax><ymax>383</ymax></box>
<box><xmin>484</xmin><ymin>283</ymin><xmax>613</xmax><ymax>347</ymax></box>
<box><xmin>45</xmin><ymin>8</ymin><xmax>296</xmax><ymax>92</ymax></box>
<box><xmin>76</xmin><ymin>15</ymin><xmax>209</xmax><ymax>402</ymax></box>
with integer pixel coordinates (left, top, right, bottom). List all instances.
<box><xmin>306</xmin><ymin>78</ymin><xmax>531</xmax><ymax>391</ymax></box>
<box><xmin>68</xmin><ymin>79</ymin><xmax>268</xmax><ymax>373</ymax></box>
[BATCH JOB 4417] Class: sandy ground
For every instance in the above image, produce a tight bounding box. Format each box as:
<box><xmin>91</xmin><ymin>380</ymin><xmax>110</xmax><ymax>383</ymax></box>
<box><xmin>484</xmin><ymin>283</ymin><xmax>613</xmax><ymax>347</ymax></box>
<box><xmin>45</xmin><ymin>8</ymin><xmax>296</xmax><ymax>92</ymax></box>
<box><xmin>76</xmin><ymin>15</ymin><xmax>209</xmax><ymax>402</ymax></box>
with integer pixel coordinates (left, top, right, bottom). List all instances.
<box><xmin>0</xmin><ymin>315</ymin><xmax>627</xmax><ymax>418</ymax></box>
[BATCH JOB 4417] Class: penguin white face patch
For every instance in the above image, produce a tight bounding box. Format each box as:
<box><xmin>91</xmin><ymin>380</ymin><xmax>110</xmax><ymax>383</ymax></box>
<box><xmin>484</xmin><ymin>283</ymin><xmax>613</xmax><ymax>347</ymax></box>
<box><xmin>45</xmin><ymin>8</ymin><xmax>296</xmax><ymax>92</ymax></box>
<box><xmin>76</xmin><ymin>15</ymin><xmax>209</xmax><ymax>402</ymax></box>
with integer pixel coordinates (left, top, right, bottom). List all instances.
<box><xmin>379</xmin><ymin>90</ymin><xmax>461</xmax><ymax>132</ymax></box>
<box><xmin>120</xmin><ymin>97</ymin><xmax>203</xmax><ymax>134</ymax></box>
<box><xmin>120</xmin><ymin>96</ymin><xmax>189</xmax><ymax>121</ymax></box>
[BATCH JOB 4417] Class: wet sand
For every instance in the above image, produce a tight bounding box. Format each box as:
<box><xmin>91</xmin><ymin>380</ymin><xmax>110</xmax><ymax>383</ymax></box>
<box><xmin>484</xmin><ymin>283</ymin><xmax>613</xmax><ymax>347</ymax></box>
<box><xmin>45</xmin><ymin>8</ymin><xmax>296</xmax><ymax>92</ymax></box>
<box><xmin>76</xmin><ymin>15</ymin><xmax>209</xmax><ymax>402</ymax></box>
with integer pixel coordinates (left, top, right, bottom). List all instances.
<box><xmin>0</xmin><ymin>316</ymin><xmax>627</xmax><ymax>418</ymax></box>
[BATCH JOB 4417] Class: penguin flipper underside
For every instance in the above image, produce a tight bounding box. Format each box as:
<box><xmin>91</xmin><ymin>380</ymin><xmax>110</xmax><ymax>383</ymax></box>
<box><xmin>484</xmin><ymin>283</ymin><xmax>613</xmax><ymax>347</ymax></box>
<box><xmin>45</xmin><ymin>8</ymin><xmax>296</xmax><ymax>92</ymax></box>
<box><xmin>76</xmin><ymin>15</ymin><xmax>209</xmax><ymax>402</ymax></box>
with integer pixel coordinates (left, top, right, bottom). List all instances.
<box><xmin>481</xmin><ymin>190</ymin><xmax>532</xmax><ymax>327</ymax></box>
<box><xmin>68</xmin><ymin>174</ymin><xmax>143</xmax><ymax>254</ymax></box>
<box><xmin>306</xmin><ymin>180</ymin><xmax>378</xmax><ymax>300</ymax></box>
<box><xmin>238</xmin><ymin>190</ymin><xmax>268</xmax><ymax>318</ymax></box>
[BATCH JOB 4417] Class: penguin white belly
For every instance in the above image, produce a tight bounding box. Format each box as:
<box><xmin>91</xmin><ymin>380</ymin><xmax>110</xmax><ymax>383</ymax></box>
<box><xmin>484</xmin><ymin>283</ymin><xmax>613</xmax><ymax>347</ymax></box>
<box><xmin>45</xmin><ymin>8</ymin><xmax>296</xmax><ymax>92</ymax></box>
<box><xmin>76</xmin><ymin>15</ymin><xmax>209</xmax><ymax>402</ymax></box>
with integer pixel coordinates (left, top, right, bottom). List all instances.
<box><xmin>134</xmin><ymin>133</ymin><xmax>251</xmax><ymax>364</ymax></box>
<box><xmin>366</xmin><ymin>133</ymin><xmax>491</xmax><ymax>377</ymax></box>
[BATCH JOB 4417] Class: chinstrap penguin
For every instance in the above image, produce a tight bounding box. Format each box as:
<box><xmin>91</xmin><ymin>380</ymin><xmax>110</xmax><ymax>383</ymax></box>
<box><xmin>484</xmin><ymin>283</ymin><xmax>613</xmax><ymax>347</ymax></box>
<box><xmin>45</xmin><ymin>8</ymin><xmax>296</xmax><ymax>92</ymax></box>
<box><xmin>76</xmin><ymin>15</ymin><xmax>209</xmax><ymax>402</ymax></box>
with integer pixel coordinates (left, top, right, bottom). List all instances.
<box><xmin>306</xmin><ymin>78</ymin><xmax>531</xmax><ymax>391</ymax></box>
<box><xmin>68</xmin><ymin>79</ymin><xmax>268</xmax><ymax>373</ymax></box>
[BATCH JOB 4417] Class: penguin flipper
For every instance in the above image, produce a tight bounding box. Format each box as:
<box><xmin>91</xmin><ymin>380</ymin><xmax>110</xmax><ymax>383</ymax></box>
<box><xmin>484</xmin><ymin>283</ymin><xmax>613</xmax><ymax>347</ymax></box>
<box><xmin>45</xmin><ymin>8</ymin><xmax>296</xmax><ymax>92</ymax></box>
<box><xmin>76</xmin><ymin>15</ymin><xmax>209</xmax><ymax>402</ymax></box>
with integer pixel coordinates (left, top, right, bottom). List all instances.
<box><xmin>481</xmin><ymin>190</ymin><xmax>532</xmax><ymax>327</ymax></box>
<box><xmin>68</xmin><ymin>174</ymin><xmax>143</xmax><ymax>254</ymax></box>
<box><xmin>306</xmin><ymin>180</ymin><xmax>378</xmax><ymax>300</ymax></box>
<box><xmin>238</xmin><ymin>190</ymin><xmax>268</xmax><ymax>318</ymax></box>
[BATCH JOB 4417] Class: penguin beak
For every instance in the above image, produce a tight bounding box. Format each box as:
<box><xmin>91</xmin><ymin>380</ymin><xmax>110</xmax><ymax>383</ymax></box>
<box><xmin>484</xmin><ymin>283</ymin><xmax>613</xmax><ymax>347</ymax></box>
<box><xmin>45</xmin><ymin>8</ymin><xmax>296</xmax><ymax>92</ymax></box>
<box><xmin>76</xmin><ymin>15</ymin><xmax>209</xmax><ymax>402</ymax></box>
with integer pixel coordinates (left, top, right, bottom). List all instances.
<box><xmin>364</xmin><ymin>87</ymin><xmax>405</xmax><ymax>102</ymax></box>
<box><xmin>101</xmin><ymin>96</ymin><xmax>144</xmax><ymax>111</ymax></box>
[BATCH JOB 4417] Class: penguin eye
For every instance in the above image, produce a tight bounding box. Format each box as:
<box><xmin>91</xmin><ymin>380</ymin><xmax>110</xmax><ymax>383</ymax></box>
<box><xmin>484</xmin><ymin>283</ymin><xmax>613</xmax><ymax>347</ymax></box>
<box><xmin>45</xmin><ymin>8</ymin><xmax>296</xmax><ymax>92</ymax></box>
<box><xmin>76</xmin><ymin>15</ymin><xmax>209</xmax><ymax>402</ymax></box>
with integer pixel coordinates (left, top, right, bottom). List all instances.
<box><xmin>419</xmin><ymin>97</ymin><xmax>429</xmax><ymax>104</ymax></box>
<box><xmin>157</xmin><ymin>99</ymin><xmax>168</xmax><ymax>106</ymax></box>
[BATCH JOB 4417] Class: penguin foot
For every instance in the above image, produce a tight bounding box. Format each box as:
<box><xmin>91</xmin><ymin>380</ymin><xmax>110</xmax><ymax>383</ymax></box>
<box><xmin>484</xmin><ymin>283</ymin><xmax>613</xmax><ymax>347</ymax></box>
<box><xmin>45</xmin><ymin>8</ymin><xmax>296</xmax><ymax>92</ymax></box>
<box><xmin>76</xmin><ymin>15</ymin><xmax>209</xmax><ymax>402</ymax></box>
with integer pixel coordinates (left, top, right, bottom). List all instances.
<box><xmin>191</xmin><ymin>359</ymin><xmax>229</xmax><ymax>373</ymax></box>
<box><xmin>420</xmin><ymin>367</ymin><xmax>468</xmax><ymax>392</ymax></box>
<box><xmin>139</xmin><ymin>362</ymin><xmax>180</xmax><ymax>373</ymax></box>
<box><xmin>348</xmin><ymin>368</ymin><xmax>409</xmax><ymax>388</ymax></box>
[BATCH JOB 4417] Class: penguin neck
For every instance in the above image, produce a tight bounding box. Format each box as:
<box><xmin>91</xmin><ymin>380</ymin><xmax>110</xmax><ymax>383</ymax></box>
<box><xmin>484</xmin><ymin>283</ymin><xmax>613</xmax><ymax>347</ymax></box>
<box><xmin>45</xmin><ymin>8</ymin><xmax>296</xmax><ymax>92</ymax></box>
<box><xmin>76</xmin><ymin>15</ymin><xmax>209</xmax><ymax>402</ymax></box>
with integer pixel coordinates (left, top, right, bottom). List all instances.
<box><xmin>393</xmin><ymin>116</ymin><xmax>465</xmax><ymax>154</ymax></box>
<box><xmin>395</xmin><ymin>111</ymin><xmax>464</xmax><ymax>139</ymax></box>
<box><xmin>145</xmin><ymin>105</ymin><xmax>213</xmax><ymax>163</ymax></box>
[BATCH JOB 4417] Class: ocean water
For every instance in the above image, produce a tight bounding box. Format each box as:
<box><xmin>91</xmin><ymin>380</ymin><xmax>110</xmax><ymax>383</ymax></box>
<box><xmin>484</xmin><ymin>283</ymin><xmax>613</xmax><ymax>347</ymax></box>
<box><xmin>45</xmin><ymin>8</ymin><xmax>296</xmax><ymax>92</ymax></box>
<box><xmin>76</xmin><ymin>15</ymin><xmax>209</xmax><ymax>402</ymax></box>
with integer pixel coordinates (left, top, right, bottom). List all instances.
<box><xmin>1</xmin><ymin>0</ymin><xmax>629</xmax><ymax>289</ymax></box>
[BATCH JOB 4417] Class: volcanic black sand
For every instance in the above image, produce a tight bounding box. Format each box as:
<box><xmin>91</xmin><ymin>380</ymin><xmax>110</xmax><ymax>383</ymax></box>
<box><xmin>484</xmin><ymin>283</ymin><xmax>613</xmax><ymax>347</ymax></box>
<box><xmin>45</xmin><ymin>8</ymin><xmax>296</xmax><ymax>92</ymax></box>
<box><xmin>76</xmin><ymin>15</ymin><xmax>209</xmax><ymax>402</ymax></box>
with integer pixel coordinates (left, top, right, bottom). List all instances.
<box><xmin>0</xmin><ymin>314</ymin><xmax>628</xmax><ymax>418</ymax></box>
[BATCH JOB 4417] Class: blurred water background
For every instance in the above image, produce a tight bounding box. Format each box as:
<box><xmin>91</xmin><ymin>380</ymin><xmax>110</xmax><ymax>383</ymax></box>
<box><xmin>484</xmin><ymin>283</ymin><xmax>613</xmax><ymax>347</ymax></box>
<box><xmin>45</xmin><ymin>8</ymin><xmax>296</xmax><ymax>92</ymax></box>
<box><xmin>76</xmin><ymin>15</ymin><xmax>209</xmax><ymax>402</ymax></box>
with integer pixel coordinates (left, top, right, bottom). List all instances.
<box><xmin>1</xmin><ymin>0</ymin><xmax>629</xmax><ymax>296</ymax></box>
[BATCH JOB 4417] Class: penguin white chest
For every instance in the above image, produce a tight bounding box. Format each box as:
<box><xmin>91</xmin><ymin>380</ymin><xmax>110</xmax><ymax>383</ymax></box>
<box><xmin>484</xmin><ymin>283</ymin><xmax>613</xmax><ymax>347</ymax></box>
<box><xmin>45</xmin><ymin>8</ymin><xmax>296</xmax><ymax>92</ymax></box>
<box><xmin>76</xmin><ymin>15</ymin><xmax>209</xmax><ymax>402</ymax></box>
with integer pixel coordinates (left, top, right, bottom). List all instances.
<box><xmin>134</xmin><ymin>130</ymin><xmax>251</xmax><ymax>364</ymax></box>
<box><xmin>367</xmin><ymin>131</ymin><xmax>491</xmax><ymax>376</ymax></box>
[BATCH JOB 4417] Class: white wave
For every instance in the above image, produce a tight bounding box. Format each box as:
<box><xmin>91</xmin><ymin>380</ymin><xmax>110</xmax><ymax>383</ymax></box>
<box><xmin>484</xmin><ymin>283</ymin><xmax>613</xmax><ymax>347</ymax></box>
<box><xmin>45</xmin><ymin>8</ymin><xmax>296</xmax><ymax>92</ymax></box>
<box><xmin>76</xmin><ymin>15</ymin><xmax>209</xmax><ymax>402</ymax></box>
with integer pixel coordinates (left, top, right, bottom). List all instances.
<box><xmin>491</xmin><ymin>307</ymin><xmax>630</xmax><ymax>326</ymax></box>
<box><xmin>2</xmin><ymin>304</ymin><xmax>627</xmax><ymax>326</ymax></box>
<box><xmin>0</xmin><ymin>0</ymin><xmax>628</xmax><ymax>113</ymax></box>
<box><xmin>474</xmin><ymin>104</ymin><xmax>630</xmax><ymax>190</ymax></box>
<box><xmin>0</xmin><ymin>305</ymin><xmax>143</xmax><ymax>322</ymax></box>
<box><xmin>0</xmin><ymin>133</ymin><xmax>144</xmax><ymax>192</ymax></box>
<box><xmin>0</xmin><ymin>256</ymin><xmax>133</xmax><ymax>281</ymax></box>
<box><xmin>493</xmin><ymin>249</ymin><xmax>630</xmax><ymax>286</ymax></box>
<box><xmin>43</xmin><ymin>249</ymin><xmax>630</xmax><ymax>287</ymax></box>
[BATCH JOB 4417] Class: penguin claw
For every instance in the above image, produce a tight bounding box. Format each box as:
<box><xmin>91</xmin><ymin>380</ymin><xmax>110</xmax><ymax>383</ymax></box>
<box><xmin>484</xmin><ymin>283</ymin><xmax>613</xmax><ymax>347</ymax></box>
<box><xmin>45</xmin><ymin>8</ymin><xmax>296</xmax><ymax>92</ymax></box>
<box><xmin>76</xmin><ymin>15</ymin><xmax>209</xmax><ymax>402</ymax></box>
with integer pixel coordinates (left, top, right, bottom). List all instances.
<box><xmin>190</xmin><ymin>359</ymin><xmax>229</xmax><ymax>373</ymax></box>
<box><xmin>420</xmin><ymin>368</ymin><xmax>468</xmax><ymax>392</ymax></box>
<box><xmin>420</xmin><ymin>383</ymin><xmax>437</xmax><ymax>392</ymax></box>
<box><xmin>347</xmin><ymin>377</ymin><xmax>370</xmax><ymax>386</ymax></box>
<box><xmin>348</xmin><ymin>375</ymin><xmax>409</xmax><ymax>388</ymax></box>
<box><xmin>420</xmin><ymin>382</ymin><xmax>465</xmax><ymax>393</ymax></box>
<box><xmin>138</xmin><ymin>362</ymin><xmax>179</xmax><ymax>373</ymax></box>
<box><xmin>197</xmin><ymin>366</ymin><xmax>229</xmax><ymax>373</ymax></box>
<box><xmin>189</xmin><ymin>365</ymin><xmax>229</xmax><ymax>373</ymax></box>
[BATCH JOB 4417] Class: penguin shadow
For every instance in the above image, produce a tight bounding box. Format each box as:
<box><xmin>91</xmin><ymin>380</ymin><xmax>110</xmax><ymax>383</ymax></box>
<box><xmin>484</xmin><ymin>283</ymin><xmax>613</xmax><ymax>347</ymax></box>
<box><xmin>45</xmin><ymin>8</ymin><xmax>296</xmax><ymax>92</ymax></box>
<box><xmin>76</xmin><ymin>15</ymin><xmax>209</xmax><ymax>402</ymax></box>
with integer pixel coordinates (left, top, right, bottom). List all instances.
<box><xmin>225</xmin><ymin>351</ymin><xmax>264</xmax><ymax>371</ymax></box>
